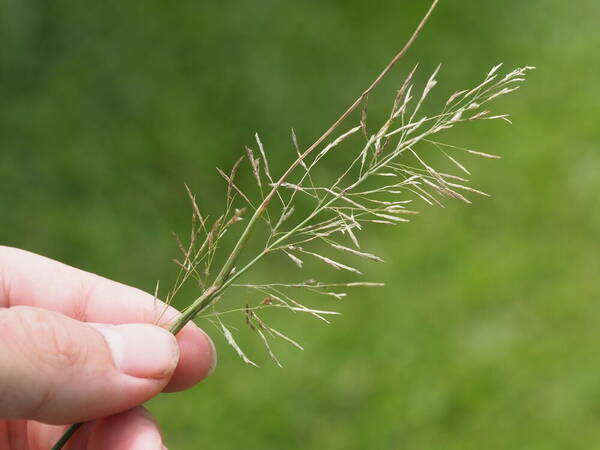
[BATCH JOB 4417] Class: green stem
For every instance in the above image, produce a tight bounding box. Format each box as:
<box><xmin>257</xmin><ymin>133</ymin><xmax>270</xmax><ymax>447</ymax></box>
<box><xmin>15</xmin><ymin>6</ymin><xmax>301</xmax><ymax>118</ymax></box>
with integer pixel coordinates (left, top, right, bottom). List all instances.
<box><xmin>167</xmin><ymin>0</ymin><xmax>439</xmax><ymax>334</ymax></box>
<box><xmin>51</xmin><ymin>422</ymin><xmax>82</xmax><ymax>450</ymax></box>
<box><xmin>51</xmin><ymin>2</ymin><xmax>439</xmax><ymax>448</ymax></box>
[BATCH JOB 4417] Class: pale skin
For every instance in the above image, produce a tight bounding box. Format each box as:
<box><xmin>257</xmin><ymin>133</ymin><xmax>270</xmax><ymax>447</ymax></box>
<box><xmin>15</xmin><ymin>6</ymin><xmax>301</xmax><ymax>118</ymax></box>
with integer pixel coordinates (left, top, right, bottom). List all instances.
<box><xmin>0</xmin><ymin>246</ymin><xmax>217</xmax><ymax>449</ymax></box>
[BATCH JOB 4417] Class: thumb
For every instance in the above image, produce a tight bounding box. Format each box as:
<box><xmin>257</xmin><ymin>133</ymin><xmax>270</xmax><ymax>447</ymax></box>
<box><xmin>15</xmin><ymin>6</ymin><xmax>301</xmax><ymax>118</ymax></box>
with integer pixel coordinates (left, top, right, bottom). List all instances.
<box><xmin>0</xmin><ymin>306</ymin><xmax>179</xmax><ymax>425</ymax></box>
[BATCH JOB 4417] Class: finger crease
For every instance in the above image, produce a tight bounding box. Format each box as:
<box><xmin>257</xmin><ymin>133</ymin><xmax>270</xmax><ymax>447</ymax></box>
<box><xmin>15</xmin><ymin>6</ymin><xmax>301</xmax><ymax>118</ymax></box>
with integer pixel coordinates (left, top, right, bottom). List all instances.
<box><xmin>0</xmin><ymin>263</ymin><xmax>13</xmax><ymax>308</ymax></box>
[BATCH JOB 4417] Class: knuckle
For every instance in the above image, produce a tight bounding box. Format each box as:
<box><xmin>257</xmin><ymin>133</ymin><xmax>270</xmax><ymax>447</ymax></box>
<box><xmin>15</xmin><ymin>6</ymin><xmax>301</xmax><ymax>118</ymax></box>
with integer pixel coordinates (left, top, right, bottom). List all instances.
<box><xmin>0</xmin><ymin>306</ymin><xmax>96</xmax><ymax>421</ymax></box>
<box><xmin>11</xmin><ymin>306</ymin><xmax>85</xmax><ymax>371</ymax></box>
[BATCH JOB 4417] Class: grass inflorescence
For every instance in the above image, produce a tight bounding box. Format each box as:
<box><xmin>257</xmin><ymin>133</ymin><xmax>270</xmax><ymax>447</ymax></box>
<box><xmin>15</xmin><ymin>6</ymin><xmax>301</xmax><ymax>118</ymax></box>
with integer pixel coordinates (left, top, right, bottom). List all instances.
<box><xmin>53</xmin><ymin>0</ymin><xmax>533</xmax><ymax>447</ymax></box>
<box><xmin>166</xmin><ymin>61</ymin><xmax>533</xmax><ymax>367</ymax></box>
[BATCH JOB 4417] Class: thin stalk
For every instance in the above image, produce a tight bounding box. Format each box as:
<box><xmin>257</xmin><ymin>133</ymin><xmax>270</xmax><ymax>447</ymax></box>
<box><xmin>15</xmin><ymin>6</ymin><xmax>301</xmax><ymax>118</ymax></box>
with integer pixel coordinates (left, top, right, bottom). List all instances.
<box><xmin>51</xmin><ymin>423</ymin><xmax>82</xmax><ymax>450</ymax></box>
<box><xmin>168</xmin><ymin>0</ymin><xmax>439</xmax><ymax>334</ymax></box>
<box><xmin>52</xmin><ymin>2</ymin><xmax>440</xmax><ymax>448</ymax></box>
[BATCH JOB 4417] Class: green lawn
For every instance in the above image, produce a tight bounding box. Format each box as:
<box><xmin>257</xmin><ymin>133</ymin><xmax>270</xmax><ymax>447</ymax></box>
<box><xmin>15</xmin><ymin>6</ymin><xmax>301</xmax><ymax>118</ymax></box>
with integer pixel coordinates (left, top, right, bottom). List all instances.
<box><xmin>2</xmin><ymin>1</ymin><xmax>599</xmax><ymax>448</ymax></box>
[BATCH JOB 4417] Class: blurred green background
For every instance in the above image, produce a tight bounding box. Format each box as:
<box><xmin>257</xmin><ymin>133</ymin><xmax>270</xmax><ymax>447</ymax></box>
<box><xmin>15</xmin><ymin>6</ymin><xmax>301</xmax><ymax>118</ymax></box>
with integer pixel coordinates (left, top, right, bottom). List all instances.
<box><xmin>1</xmin><ymin>0</ymin><xmax>599</xmax><ymax>448</ymax></box>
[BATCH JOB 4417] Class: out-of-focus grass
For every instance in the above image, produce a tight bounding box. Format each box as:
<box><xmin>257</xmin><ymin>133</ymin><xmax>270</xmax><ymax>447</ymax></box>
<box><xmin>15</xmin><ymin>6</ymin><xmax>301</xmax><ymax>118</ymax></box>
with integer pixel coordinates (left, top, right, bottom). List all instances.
<box><xmin>1</xmin><ymin>1</ymin><xmax>599</xmax><ymax>448</ymax></box>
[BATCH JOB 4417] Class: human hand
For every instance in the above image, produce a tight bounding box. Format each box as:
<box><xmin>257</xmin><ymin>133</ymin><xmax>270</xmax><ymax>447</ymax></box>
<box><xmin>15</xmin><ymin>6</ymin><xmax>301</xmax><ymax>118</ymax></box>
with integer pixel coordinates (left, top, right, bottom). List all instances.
<box><xmin>0</xmin><ymin>246</ymin><xmax>216</xmax><ymax>449</ymax></box>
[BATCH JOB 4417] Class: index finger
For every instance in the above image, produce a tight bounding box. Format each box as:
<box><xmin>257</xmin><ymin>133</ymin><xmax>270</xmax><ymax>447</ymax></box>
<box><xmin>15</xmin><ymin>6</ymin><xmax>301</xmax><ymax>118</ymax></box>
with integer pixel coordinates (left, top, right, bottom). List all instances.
<box><xmin>0</xmin><ymin>246</ymin><xmax>215</xmax><ymax>392</ymax></box>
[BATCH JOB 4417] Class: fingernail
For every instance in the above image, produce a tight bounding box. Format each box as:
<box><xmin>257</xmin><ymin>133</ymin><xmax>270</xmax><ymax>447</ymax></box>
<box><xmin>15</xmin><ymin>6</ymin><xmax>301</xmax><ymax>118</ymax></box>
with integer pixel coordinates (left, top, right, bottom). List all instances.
<box><xmin>94</xmin><ymin>323</ymin><xmax>179</xmax><ymax>379</ymax></box>
<box><xmin>129</xmin><ymin>434</ymin><xmax>166</xmax><ymax>450</ymax></box>
<box><xmin>202</xmin><ymin>328</ymin><xmax>218</xmax><ymax>376</ymax></box>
